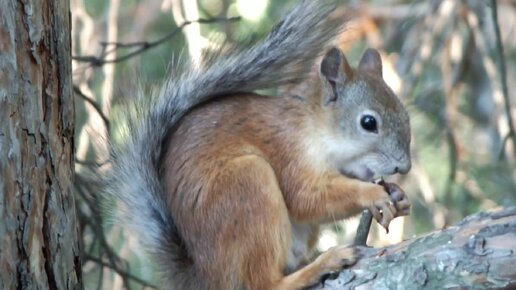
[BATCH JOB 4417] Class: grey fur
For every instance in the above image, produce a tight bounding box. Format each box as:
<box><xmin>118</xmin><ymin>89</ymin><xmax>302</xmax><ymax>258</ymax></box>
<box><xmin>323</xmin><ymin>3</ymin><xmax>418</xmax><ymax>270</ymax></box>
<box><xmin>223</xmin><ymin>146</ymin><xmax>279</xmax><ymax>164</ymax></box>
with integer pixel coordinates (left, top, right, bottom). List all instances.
<box><xmin>104</xmin><ymin>0</ymin><xmax>342</xmax><ymax>288</ymax></box>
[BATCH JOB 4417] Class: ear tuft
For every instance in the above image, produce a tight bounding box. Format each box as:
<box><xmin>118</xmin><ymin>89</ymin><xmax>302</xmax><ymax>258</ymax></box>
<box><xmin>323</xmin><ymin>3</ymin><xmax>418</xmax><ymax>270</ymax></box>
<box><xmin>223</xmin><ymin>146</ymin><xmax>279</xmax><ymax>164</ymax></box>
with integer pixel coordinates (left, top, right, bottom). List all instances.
<box><xmin>320</xmin><ymin>47</ymin><xmax>342</xmax><ymax>83</ymax></box>
<box><xmin>358</xmin><ymin>48</ymin><xmax>382</xmax><ymax>77</ymax></box>
<box><xmin>320</xmin><ymin>47</ymin><xmax>352</xmax><ymax>103</ymax></box>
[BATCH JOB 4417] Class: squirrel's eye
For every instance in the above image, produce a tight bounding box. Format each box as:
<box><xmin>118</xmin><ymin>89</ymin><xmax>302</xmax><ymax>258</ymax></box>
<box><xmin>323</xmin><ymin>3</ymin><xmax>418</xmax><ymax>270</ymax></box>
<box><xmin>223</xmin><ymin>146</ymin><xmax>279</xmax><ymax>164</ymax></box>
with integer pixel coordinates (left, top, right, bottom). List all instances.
<box><xmin>360</xmin><ymin>115</ymin><xmax>378</xmax><ymax>133</ymax></box>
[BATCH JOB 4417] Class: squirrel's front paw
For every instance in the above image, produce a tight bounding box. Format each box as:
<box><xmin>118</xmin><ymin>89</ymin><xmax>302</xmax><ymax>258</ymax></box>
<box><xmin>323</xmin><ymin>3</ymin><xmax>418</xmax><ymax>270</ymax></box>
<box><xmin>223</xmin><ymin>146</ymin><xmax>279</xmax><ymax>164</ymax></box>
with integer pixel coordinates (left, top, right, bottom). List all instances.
<box><xmin>383</xmin><ymin>182</ymin><xmax>411</xmax><ymax>217</ymax></box>
<box><xmin>365</xmin><ymin>192</ymin><xmax>397</xmax><ymax>231</ymax></box>
<box><xmin>369</xmin><ymin>180</ymin><xmax>411</xmax><ymax>232</ymax></box>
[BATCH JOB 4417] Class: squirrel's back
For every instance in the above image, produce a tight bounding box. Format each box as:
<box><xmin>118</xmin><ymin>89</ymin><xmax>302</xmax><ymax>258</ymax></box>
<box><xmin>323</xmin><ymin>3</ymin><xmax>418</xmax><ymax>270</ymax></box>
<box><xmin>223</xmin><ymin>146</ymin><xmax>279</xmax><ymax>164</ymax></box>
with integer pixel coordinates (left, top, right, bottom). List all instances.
<box><xmin>161</xmin><ymin>93</ymin><xmax>317</xmax><ymax>198</ymax></box>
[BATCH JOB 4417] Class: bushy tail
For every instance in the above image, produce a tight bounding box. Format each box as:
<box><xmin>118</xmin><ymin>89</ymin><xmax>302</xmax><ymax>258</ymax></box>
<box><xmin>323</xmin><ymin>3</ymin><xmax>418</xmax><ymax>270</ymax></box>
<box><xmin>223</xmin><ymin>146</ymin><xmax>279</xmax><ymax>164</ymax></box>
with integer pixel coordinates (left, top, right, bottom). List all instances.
<box><xmin>105</xmin><ymin>0</ymin><xmax>344</xmax><ymax>287</ymax></box>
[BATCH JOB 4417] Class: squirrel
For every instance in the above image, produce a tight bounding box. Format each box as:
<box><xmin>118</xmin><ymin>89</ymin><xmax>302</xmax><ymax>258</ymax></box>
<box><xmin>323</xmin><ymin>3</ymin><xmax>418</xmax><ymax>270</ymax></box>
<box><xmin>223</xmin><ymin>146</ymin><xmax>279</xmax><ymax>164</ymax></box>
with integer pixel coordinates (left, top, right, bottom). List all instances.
<box><xmin>105</xmin><ymin>1</ymin><xmax>412</xmax><ymax>289</ymax></box>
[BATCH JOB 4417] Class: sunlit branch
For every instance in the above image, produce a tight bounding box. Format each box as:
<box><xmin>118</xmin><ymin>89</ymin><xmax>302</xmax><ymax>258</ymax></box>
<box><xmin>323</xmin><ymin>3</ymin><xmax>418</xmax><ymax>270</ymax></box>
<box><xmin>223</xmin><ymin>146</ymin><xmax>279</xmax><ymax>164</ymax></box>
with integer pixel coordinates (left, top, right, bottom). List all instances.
<box><xmin>72</xmin><ymin>17</ymin><xmax>241</xmax><ymax>66</ymax></box>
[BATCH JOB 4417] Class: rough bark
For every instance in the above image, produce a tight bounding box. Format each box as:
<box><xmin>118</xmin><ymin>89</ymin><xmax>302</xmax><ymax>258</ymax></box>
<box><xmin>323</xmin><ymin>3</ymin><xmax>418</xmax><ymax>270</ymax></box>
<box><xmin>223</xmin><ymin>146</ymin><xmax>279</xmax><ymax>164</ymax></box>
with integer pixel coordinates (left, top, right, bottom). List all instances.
<box><xmin>0</xmin><ymin>0</ymin><xmax>82</xmax><ymax>289</ymax></box>
<box><xmin>311</xmin><ymin>207</ymin><xmax>516</xmax><ymax>290</ymax></box>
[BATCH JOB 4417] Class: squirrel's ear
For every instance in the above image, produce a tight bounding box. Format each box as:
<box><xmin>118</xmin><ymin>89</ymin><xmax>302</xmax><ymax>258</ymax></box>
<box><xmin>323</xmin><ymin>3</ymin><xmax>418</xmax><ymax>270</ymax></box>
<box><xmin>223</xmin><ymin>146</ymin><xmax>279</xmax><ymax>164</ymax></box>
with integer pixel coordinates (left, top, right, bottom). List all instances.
<box><xmin>358</xmin><ymin>48</ymin><xmax>382</xmax><ymax>77</ymax></box>
<box><xmin>320</xmin><ymin>47</ymin><xmax>352</xmax><ymax>103</ymax></box>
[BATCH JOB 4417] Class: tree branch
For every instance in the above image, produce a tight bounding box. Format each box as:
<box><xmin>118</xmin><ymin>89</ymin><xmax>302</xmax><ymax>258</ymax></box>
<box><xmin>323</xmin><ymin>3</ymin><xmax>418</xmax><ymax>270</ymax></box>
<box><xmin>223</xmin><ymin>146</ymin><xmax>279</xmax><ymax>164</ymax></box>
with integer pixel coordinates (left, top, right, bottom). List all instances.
<box><xmin>311</xmin><ymin>207</ymin><xmax>516</xmax><ymax>289</ymax></box>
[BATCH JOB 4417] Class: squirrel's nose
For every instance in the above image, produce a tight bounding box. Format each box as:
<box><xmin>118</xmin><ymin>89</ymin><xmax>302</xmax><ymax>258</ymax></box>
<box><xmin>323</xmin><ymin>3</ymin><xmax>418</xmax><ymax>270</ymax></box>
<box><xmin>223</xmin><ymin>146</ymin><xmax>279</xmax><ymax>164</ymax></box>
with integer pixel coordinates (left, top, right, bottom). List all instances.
<box><xmin>394</xmin><ymin>160</ymin><xmax>411</xmax><ymax>175</ymax></box>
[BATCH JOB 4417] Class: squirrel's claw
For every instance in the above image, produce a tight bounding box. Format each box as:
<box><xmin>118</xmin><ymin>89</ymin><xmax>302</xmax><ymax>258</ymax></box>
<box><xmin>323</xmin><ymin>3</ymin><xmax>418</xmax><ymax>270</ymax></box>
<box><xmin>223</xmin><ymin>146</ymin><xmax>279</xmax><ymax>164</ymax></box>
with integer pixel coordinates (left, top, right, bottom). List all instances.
<box><xmin>384</xmin><ymin>182</ymin><xmax>411</xmax><ymax>218</ymax></box>
<box><xmin>370</xmin><ymin>179</ymin><xmax>411</xmax><ymax>232</ymax></box>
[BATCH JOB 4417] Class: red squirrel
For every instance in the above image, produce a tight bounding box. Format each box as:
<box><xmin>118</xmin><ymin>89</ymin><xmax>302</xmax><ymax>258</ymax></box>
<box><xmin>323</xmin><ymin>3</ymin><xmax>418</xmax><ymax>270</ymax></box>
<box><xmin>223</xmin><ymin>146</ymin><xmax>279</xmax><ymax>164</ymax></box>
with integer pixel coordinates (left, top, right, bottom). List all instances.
<box><xmin>105</xmin><ymin>1</ymin><xmax>411</xmax><ymax>289</ymax></box>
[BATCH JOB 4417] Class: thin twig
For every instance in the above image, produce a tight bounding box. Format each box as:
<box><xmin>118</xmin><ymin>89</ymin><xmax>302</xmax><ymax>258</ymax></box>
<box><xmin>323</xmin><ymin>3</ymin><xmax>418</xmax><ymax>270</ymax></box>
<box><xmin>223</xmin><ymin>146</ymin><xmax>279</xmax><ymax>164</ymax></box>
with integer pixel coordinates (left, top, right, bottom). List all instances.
<box><xmin>73</xmin><ymin>17</ymin><xmax>241</xmax><ymax>66</ymax></box>
<box><xmin>354</xmin><ymin>210</ymin><xmax>373</xmax><ymax>246</ymax></box>
<box><xmin>75</xmin><ymin>175</ymin><xmax>134</xmax><ymax>289</ymax></box>
<box><xmin>84</xmin><ymin>255</ymin><xmax>157</xmax><ymax>289</ymax></box>
<box><xmin>355</xmin><ymin>178</ymin><xmax>388</xmax><ymax>246</ymax></box>
<box><xmin>490</xmin><ymin>0</ymin><xmax>516</xmax><ymax>158</ymax></box>
<box><xmin>75</xmin><ymin>158</ymin><xmax>109</xmax><ymax>168</ymax></box>
<box><xmin>73</xmin><ymin>86</ymin><xmax>110</xmax><ymax>129</ymax></box>
<box><xmin>441</xmin><ymin>20</ymin><xmax>463</xmax><ymax>211</ymax></box>
<box><xmin>499</xmin><ymin>133</ymin><xmax>513</xmax><ymax>160</ymax></box>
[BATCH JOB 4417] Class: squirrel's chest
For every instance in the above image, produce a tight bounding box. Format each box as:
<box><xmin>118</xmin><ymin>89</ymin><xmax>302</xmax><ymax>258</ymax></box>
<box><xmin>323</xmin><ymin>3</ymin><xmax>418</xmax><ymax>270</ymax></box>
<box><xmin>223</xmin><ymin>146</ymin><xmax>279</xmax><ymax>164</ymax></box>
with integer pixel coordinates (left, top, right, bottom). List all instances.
<box><xmin>285</xmin><ymin>222</ymin><xmax>318</xmax><ymax>273</ymax></box>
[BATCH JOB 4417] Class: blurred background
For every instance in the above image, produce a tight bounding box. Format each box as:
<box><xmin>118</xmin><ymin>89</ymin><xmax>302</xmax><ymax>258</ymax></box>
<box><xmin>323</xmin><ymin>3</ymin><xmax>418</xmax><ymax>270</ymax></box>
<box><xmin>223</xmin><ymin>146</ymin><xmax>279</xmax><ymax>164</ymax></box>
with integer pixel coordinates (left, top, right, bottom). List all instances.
<box><xmin>71</xmin><ymin>0</ymin><xmax>516</xmax><ymax>288</ymax></box>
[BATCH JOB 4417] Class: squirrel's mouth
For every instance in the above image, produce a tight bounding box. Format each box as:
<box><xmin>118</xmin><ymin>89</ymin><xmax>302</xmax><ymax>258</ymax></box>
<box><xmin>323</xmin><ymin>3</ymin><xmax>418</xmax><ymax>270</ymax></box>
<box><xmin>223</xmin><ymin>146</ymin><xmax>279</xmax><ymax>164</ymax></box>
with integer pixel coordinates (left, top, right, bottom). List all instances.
<box><xmin>339</xmin><ymin>166</ymin><xmax>375</xmax><ymax>182</ymax></box>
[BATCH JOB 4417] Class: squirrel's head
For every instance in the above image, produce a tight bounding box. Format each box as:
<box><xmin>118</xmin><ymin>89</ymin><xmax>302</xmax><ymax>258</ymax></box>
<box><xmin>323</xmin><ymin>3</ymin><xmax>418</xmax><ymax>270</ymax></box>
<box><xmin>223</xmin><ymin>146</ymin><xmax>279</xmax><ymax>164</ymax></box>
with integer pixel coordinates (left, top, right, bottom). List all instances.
<box><xmin>317</xmin><ymin>47</ymin><xmax>411</xmax><ymax>181</ymax></box>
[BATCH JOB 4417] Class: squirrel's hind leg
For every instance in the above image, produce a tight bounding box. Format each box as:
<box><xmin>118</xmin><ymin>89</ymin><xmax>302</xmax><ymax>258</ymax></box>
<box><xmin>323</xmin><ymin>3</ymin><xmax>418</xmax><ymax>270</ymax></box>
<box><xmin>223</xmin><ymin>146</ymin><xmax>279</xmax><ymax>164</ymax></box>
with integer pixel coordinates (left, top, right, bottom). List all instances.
<box><xmin>205</xmin><ymin>154</ymin><xmax>291</xmax><ymax>289</ymax></box>
<box><xmin>205</xmin><ymin>154</ymin><xmax>357</xmax><ymax>290</ymax></box>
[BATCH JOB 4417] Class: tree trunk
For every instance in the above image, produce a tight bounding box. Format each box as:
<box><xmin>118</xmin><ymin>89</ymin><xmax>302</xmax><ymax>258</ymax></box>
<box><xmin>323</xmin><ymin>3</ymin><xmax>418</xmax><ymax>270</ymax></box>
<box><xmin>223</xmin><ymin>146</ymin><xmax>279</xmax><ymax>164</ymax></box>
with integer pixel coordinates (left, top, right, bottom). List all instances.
<box><xmin>0</xmin><ymin>1</ymin><xmax>82</xmax><ymax>289</ymax></box>
<box><xmin>311</xmin><ymin>207</ymin><xmax>516</xmax><ymax>290</ymax></box>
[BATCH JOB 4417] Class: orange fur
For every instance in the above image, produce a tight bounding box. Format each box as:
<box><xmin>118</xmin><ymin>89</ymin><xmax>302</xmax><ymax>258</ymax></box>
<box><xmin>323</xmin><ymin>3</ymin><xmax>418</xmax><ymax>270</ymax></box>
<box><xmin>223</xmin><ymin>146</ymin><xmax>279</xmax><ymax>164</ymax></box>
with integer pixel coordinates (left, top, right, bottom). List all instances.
<box><xmin>160</xmin><ymin>86</ymin><xmax>393</xmax><ymax>288</ymax></box>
